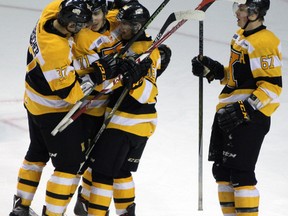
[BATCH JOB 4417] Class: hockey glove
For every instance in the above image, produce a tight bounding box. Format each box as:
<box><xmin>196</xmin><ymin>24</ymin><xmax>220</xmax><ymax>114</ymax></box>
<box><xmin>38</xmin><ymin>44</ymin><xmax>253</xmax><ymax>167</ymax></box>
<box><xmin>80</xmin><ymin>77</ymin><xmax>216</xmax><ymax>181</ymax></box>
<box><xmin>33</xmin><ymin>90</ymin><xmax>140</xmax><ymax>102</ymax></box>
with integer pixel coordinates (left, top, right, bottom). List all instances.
<box><xmin>119</xmin><ymin>57</ymin><xmax>152</xmax><ymax>89</ymax></box>
<box><xmin>89</xmin><ymin>55</ymin><xmax>122</xmax><ymax>85</ymax></box>
<box><xmin>157</xmin><ymin>44</ymin><xmax>172</xmax><ymax>78</ymax></box>
<box><xmin>217</xmin><ymin>100</ymin><xmax>255</xmax><ymax>133</ymax></box>
<box><xmin>79</xmin><ymin>74</ymin><xmax>95</xmax><ymax>96</ymax></box>
<box><xmin>191</xmin><ymin>55</ymin><xmax>224</xmax><ymax>83</ymax></box>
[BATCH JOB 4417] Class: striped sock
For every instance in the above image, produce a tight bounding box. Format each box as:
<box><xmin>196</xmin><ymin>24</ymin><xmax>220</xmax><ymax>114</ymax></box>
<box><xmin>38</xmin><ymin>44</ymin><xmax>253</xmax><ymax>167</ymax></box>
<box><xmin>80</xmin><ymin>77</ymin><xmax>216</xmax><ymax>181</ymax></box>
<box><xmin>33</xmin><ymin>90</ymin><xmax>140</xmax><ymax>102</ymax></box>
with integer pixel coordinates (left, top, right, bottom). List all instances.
<box><xmin>217</xmin><ymin>181</ymin><xmax>236</xmax><ymax>216</ymax></box>
<box><xmin>234</xmin><ymin>185</ymin><xmax>259</xmax><ymax>216</ymax></box>
<box><xmin>113</xmin><ymin>175</ymin><xmax>135</xmax><ymax>215</ymax></box>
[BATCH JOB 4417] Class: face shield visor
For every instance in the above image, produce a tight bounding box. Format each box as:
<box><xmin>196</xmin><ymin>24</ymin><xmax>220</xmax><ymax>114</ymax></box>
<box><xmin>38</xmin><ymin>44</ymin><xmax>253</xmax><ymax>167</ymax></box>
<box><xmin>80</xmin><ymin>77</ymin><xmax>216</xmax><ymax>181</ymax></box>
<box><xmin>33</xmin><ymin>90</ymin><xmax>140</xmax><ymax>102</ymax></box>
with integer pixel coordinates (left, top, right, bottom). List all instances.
<box><xmin>232</xmin><ymin>2</ymin><xmax>260</xmax><ymax>17</ymax></box>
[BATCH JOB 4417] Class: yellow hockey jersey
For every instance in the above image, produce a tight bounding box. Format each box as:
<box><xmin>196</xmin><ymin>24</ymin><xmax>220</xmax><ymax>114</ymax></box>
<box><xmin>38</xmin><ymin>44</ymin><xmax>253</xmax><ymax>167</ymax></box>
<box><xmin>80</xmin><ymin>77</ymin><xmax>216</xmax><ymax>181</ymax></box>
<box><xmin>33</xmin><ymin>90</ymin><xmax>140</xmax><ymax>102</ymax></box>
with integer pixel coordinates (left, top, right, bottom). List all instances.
<box><xmin>24</xmin><ymin>0</ymin><xmax>90</xmax><ymax>115</ymax></box>
<box><xmin>73</xmin><ymin>9</ymin><xmax>122</xmax><ymax>117</ymax></box>
<box><xmin>217</xmin><ymin>26</ymin><xmax>282</xmax><ymax>117</ymax></box>
<box><xmin>106</xmin><ymin>36</ymin><xmax>161</xmax><ymax>137</ymax></box>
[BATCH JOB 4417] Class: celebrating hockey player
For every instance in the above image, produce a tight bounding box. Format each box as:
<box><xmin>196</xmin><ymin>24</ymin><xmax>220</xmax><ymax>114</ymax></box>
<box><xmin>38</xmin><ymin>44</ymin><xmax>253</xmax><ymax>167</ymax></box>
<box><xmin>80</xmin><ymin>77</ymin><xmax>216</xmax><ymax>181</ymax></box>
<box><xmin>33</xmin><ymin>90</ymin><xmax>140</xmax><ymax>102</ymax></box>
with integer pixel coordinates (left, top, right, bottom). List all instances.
<box><xmin>75</xmin><ymin>2</ymin><xmax>162</xmax><ymax>215</ymax></box>
<box><xmin>191</xmin><ymin>0</ymin><xmax>282</xmax><ymax>215</ymax></box>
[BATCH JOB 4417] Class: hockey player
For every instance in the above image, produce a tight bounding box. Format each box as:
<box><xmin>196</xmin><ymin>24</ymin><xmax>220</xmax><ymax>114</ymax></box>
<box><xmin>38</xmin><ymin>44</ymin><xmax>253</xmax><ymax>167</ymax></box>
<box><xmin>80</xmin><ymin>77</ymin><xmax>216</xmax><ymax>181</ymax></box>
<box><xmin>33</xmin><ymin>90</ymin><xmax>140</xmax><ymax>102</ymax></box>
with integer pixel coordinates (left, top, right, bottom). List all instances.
<box><xmin>83</xmin><ymin>2</ymin><xmax>161</xmax><ymax>215</ymax></box>
<box><xmin>72</xmin><ymin>0</ymin><xmax>123</xmax><ymax>150</ymax></box>
<box><xmin>9</xmin><ymin>0</ymin><xmax>120</xmax><ymax>215</ymax></box>
<box><xmin>72</xmin><ymin>0</ymin><xmax>172</xmax><ymax>215</ymax></box>
<box><xmin>74</xmin><ymin>0</ymin><xmax>171</xmax><ymax>216</ymax></box>
<box><xmin>72</xmin><ymin>0</ymin><xmax>124</xmax><ymax>214</ymax></box>
<box><xmin>191</xmin><ymin>0</ymin><xmax>282</xmax><ymax>215</ymax></box>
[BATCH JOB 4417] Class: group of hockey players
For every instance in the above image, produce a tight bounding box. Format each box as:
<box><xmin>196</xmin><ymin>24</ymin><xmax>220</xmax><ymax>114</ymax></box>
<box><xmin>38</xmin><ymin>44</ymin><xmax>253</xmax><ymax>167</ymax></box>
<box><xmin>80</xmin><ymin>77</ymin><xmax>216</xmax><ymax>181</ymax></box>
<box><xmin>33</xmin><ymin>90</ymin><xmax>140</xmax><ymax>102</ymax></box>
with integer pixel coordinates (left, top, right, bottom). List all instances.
<box><xmin>9</xmin><ymin>0</ymin><xmax>171</xmax><ymax>215</ymax></box>
<box><xmin>9</xmin><ymin>0</ymin><xmax>282</xmax><ymax>215</ymax></box>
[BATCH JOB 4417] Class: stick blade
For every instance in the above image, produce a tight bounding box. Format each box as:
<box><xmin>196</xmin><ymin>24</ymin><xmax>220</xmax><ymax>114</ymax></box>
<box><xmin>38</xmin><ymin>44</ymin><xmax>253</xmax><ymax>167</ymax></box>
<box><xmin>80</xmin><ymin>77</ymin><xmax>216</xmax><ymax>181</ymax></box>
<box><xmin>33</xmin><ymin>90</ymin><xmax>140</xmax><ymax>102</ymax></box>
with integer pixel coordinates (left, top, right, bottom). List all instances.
<box><xmin>233</xmin><ymin>0</ymin><xmax>246</xmax><ymax>3</ymax></box>
<box><xmin>174</xmin><ymin>10</ymin><xmax>205</xmax><ymax>21</ymax></box>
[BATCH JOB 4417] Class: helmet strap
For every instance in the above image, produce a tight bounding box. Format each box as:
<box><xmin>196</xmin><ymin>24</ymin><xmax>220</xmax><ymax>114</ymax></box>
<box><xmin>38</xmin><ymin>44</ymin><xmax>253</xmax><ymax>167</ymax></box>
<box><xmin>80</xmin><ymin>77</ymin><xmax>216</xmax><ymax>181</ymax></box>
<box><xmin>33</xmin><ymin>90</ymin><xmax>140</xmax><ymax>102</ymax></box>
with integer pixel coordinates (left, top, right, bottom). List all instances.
<box><xmin>132</xmin><ymin>22</ymin><xmax>141</xmax><ymax>34</ymax></box>
<box><xmin>242</xmin><ymin>13</ymin><xmax>259</xmax><ymax>29</ymax></box>
<box><xmin>98</xmin><ymin>19</ymin><xmax>108</xmax><ymax>33</ymax></box>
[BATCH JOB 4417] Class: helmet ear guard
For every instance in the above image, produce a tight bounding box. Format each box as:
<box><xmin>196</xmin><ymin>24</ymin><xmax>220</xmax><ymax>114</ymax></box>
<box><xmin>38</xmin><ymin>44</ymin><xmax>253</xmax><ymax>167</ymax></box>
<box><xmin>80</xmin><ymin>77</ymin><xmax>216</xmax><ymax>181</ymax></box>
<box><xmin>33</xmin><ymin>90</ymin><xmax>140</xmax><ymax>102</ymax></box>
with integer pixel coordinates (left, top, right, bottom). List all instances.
<box><xmin>130</xmin><ymin>22</ymin><xmax>142</xmax><ymax>34</ymax></box>
<box><xmin>245</xmin><ymin>0</ymin><xmax>270</xmax><ymax>20</ymax></box>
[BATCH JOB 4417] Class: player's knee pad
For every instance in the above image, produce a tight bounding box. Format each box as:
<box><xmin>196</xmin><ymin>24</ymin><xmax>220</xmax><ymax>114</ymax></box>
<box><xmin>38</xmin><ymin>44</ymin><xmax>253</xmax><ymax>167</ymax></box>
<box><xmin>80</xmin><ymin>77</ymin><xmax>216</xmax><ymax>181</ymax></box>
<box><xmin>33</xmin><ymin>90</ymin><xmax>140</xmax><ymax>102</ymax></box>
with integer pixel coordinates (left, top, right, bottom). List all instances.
<box><xmin>230</xmin><ymin>168</ymin><xmax>257</xmax><ymax>187</ymax></box>
<box><xmin>212</xmin><ymin>162</ymin><xmax>231</xmax><ymax>182</ymax></box>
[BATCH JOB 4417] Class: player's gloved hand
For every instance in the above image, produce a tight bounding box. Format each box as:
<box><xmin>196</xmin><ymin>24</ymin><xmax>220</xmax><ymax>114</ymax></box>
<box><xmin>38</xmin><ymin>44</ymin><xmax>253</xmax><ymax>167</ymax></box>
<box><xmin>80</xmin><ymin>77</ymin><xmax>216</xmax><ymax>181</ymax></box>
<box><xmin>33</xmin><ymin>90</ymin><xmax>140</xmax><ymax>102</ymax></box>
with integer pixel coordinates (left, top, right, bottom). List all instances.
<box><xmin>217</xmin><ymin>100</ymin><xmax>255</xmax><ymax>133</ymax></box>
<box><xmin>191</xmin><ymin>55</ymin><xmax>224</xmax><ymax>83</ymax></box>
<box><xmin>89</xmin><ymin>55</ymin><xmax>122</xmax><ymax>84</ymax></box>
<box><xmin>157</xmin><ymin>44</ymin><xmax>172</xmax><ymax>78</ymax></box>
<box><xmin>119</xmin><ymin>57</ymin><xmax>152</xmax><ymax>89</ymax></box>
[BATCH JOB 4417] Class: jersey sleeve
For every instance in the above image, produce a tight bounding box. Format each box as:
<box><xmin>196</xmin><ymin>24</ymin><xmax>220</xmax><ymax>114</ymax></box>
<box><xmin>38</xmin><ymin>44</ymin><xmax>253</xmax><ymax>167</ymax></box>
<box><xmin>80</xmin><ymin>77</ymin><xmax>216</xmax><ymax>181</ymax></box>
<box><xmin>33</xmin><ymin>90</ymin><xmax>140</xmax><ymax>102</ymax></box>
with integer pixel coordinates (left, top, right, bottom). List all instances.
<box><xmin>248</xmin><ymin>30</ymin><xmax>282</xmax><ymax>114</ymax></box>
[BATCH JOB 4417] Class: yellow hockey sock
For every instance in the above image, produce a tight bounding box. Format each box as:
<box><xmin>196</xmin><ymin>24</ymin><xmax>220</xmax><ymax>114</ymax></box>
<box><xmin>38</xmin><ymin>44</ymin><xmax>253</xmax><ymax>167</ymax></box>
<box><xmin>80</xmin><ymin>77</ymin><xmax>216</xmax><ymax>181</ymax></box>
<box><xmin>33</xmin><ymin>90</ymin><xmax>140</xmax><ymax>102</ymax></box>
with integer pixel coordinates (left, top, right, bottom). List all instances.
<box><xmin>16</xmin><ymin>160</ymin><xmax>45</xmax><ymax>206</ymax></box>
<box><xmin>45</xmin><ymin>171</ymin><xmax>77</xmax><ymax>215</ymax></box>
<box><xmin>88</xmin><ymin>181</ymin><xmax>113</xmax><ymax>216</ymax></box>
<box><xmin>217</xmin><ymin>181</ymin><xmax>236</xmax><ymax>216</ymax></box>
<box><xmin>81</xmin><ymin>167</ymin><xmax>92</xmax><ymax>201</ymax></box>
<box><xmin>113</xmin><ymin>175</ymin><xmax>135</xmax><ymax>215</ymax></box>
<box><xmin>234</xmin><ymin>185</ymin><xmax>259</xmax><ymax>216</ymax></box>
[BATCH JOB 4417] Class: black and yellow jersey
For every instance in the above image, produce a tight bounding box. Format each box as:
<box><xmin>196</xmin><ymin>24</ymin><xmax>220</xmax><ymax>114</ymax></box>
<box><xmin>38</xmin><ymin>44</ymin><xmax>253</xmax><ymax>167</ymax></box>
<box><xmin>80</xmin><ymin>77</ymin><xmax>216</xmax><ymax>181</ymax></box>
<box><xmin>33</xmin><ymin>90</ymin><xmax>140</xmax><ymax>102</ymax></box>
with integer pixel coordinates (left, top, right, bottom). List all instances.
<box><xmin>217</xmin><ymin>25</ymin><xmax>282</xmax><ymax>117</ymax></box>
<box><xmin>24</xmin><ymin>0</ymin><xmax>89</xmax><ymax>115</ymax></box>
<box><xmin>73</xmin><ymin>9</ymin><xmax>121</xmax><ymax>68</ymax></box>
<box><xmin>73</xmin><ymin>9</ymin><xmax>122</xmax><ymax>117</ymax></box>
<box><xmin>106</xmin><ymin>34</ymin><xmax>161</xmax><ymax>137</ymax></box>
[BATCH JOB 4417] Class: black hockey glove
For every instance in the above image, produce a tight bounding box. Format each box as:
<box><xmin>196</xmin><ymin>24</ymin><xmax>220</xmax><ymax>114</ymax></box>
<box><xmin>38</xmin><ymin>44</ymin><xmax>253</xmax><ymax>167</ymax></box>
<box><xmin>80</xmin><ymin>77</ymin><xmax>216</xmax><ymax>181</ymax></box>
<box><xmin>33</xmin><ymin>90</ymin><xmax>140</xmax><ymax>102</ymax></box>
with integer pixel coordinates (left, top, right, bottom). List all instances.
<box><xmin>157</xmin><ymin>44</ymin><xmax>172</xmax><ymax>78</ymax></box>
<box><xmin>217</xmin><ymin>100</ymin><xmax>255</xmax><ymax>133</ymax></box>
<box><xmin>119</xmin><ymin>57</ymin><xmax>152</xmax><ymax>89</ymax></box>
<box><xmin>89</xmin><ymin>55</ymin><xmax>122</xmax><ymax>85</ymax></box>
<box><xmin>191</xmin><ymin>55</ymin><xmax>224</xmax><ymax>83</ymax></box>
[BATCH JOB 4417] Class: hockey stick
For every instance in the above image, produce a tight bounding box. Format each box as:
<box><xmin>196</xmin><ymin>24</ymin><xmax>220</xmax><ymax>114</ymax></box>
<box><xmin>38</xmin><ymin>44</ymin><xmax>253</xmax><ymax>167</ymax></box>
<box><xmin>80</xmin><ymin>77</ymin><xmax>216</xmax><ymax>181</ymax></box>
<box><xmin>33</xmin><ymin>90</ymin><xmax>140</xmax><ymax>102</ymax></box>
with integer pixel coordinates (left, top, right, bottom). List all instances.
<box><xmin>51</xmin><ymin>9</ymin><xmax>204</xmax><ymax>136</ymax></box>
<box><xmin>194</xmin><ymin>0</ymin><xmax>245</xmax><ymax>211</ymax></box>
<box><xmin>50</xmin><ymin>0</ymin><xmax>170</xmax><ymax>136</ymax></box>
<box><xmin>77</xmin><ymin>9</ymin><xmax>205</xmax><ymax>174</ymax></box>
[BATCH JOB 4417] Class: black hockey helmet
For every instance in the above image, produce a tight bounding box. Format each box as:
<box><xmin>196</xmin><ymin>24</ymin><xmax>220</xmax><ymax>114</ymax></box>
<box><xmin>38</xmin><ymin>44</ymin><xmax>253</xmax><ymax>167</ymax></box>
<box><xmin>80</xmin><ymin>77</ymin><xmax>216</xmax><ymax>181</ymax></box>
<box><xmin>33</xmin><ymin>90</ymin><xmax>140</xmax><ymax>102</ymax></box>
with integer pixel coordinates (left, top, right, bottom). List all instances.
<box><xmin>113</xmin><ymin>0</ymin><xmax>139</xmax><ymax>9</ymax></box>
<box><xmin>87</xmin><ymin>0</ymin><xmax>107</xmax><ymax>14</ymax></box>
<box><xmin>117</xmin><ymin>2</ymin><xmax>150</xmax><ymax>26</ymax></box>
<box><xmin>245</xmin><ymin>0</ymin><xmax>270</xmax><ymax>19</ymax></box>
<box><xmin>58</xmin><ymin>0</ymin><xmax>92</xmax><ymax>27</ymax></box>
